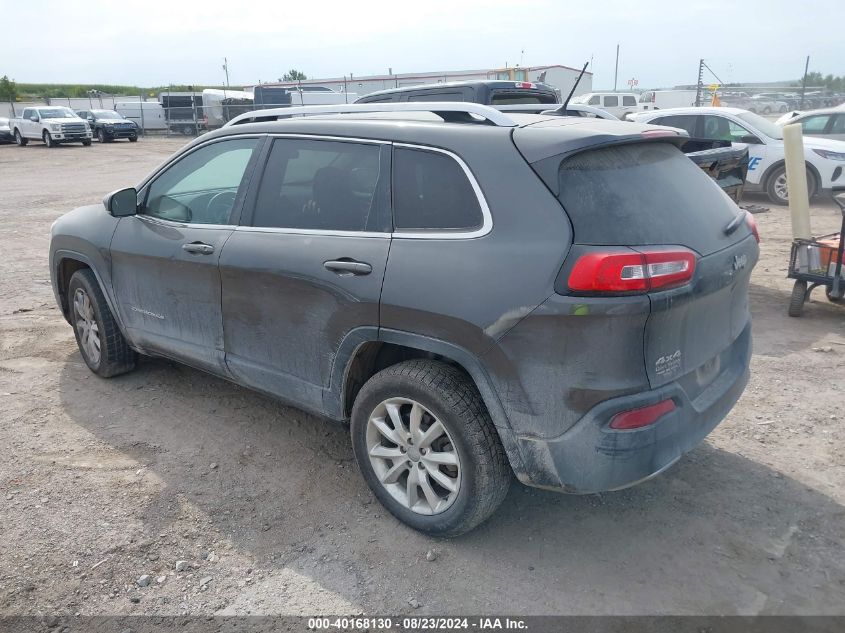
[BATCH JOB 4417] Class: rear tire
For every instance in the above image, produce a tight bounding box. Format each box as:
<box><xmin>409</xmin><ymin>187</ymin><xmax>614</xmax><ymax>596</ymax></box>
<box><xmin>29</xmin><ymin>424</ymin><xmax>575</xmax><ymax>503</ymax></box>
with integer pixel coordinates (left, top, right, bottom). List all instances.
<box><xmin>788</xmin><ymin>280</ymin><xmax>807</xmax><ymax>317</ymax></box>
<box><xmin>68</xmin><ymin>269</ymin><xmax>137</xmax><ymax>378</ymax></box>
<box><xmin>14</xmin><ymin>129</ymin><xmax>28</xmax><ymax>146</ymax></box>
<box><xmin>351</xmin><ymin>359</ymin><xmax>511</xmax><ymax>536</ymax></box>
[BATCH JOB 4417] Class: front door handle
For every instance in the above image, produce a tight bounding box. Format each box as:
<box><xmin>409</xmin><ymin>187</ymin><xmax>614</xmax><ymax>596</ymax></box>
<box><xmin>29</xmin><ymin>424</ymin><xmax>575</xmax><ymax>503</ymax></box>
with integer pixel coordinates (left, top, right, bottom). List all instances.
<box><xmin>324</xmin><ymin>259</ymin><xmax>372</xmax><ymax>275</ymax></box>
<box><xmin>182</xmin><ymin>242</ymin><xmax>215</xmax><ymax>255</ymax></box>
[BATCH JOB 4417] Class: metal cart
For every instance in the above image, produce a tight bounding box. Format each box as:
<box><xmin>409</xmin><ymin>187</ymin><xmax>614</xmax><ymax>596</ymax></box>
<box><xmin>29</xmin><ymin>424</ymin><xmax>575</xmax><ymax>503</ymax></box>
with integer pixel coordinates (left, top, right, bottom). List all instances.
<box><xmin>787</xmin><ymin>191</ymin><xmax>845</xmax><ymax>317</ymax></box>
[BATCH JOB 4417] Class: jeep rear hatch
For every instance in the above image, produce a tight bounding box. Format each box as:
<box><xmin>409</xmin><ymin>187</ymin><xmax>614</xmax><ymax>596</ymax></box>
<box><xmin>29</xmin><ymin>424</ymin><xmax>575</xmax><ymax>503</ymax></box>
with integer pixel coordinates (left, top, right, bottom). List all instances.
<box><xmin>527</xmin><ymin>139</ymin><xmax>758</xmax><ymax>389</ymax></box>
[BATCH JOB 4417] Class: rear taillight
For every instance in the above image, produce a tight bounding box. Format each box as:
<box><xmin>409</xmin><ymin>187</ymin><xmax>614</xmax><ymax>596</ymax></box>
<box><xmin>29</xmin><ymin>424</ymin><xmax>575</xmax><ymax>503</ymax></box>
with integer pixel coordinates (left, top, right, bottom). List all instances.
<box><xmin>610</xmin><ymin>399</ymin><xmax>676</xmax><ymax>430</ymax></box>
<box><xmin>515</xmin><ymin>82</ymin><xmax>536</xmax><ymax>89</ymax></box>
<box><xmin>745</xmin><ymin>211</ymin><xmax>760</xmax><ymax>243</ymax></box>
<box><xmin>641</xmin><ymin>129</ymin><xmax>679</xmax><ymax>138</ymax></box>
<box><xmin>568</xmin><ymin>248</ymin><xmax>697</xmax><ymax>294</ymax></box>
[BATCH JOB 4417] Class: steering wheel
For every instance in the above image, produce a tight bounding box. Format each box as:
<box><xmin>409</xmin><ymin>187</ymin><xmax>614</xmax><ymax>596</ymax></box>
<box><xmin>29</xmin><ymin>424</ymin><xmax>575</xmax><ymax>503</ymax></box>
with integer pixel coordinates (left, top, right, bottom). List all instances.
<box><xmin>206</xmin><ymin>191</ymin><xmax>237</xmax><ymax>223</ymax></box>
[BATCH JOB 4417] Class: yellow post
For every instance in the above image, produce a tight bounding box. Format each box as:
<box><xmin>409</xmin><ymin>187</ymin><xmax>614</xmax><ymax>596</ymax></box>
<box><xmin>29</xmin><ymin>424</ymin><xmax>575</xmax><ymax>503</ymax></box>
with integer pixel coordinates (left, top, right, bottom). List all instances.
<box><xmin>782</xmin><ymin>123</ymin><xmax>811</xmax><ymax>239</ymax></box>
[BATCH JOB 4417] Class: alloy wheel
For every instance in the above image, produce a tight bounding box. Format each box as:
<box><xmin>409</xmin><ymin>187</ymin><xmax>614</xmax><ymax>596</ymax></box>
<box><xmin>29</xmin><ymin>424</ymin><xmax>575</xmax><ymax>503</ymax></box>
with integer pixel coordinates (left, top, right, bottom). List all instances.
<box><xmin>73</xmin><ymin>288</ymin><xmax>101</xmax><ymax>365</ymax></box>
<box><xmin>366</xmin><ymin>398</ymin><xmax>462</xmax><ymax>515</ymax></box>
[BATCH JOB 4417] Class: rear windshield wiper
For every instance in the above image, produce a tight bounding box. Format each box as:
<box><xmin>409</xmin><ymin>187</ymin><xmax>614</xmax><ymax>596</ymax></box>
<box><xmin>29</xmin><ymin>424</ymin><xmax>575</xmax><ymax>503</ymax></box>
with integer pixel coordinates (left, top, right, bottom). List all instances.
<box><xmin>723</xmin><ymin>211</ymin><xmax>746</xmax><ymax>236</ymax></box>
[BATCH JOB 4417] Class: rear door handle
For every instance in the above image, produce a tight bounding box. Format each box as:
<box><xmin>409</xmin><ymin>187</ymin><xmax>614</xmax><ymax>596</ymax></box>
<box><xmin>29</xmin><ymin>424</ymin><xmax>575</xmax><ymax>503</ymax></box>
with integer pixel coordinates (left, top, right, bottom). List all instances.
<box><xmin>324</xmin><ymin>259</ymin><xmax>372</xmax><ymax>275</ymax></box>
<box><xmin>182</xmin><ymin>242</ymin><xmax>215</xmax><ymax>255</ymax></box>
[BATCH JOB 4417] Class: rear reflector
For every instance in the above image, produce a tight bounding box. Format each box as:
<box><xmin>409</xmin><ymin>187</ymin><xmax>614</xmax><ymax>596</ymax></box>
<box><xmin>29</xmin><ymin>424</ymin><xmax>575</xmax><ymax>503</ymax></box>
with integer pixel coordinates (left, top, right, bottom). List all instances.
<box><xmin>746</xmin><ymin>211</ymin><xmax>760</xmax><ymax>243</ymax></box>
<box><xmin>610</xmin><ymin>399</ymin><xmax>676</xmax><ymax>430</ymax></box>
<box><xmin>568</xmin><ymin>248</ymin><xmax>697</xmax><ymax>294</ymax></box>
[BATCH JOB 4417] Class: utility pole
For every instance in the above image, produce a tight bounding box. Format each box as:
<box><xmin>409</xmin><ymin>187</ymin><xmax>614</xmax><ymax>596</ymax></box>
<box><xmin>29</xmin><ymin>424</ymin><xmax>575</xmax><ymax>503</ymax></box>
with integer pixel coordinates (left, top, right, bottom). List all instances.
<box><xmin>222</xmin><ymin>57</ymin><xmax>230</xmax><ymax>94</ymax></box>
<box><xmin>695</xmin><ymin>58</ymin><xmax>705</xmax><ymax>107</ymax></box>
<box><xmin>613</xmin><ymin>44</ymin><xmax>619</xmax><ymax>92</ymax></box>
<box><xmin>799</xmin><ymin>55</ymin><xmax>810</xmax><ymax>109</ymax></box>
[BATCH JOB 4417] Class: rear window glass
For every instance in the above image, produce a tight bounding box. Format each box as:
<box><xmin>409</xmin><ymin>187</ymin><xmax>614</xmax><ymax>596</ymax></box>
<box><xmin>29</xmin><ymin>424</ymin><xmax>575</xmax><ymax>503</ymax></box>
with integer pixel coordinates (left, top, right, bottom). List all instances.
<box><xmin>491</xmin><ymin>91</ymin><xmax>557</xmax><ymax>105</ymax></box>
<box><xmin>556</xmin><ymin>143</ymin><xmax>739</xmax><ymax>251</ymax></box>
<box><xmin>393</xmin><ymin>148</ymin><xmax>483</xmax><ymax>231</ymax></box>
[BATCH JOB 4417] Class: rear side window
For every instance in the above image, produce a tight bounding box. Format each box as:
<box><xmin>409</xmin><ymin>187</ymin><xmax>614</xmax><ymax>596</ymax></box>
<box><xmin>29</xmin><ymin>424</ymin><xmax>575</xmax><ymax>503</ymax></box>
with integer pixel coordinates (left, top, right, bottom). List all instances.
<box><xmin>652</xmin><ymin>115</ymin><xmax>698</xmax><ymax>136</ymax></box>
<box><xmin>555</xmin><ymin>143</ymin><xmax>739</xmax><ymax>253</ymax></box>
<box><xmin>253</xmin><ymin>139</ymin><xmax>387</xmax><ymax>232</ymax></box>
<box><xmin>393</xmin><ymin>147</ymin><xmax>483</xmax><ymax>231</ymax></box>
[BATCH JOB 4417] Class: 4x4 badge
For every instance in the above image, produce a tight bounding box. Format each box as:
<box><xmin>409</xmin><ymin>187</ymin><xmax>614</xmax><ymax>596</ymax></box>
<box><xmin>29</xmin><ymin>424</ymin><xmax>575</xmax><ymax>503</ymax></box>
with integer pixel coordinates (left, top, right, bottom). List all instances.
<box><xmin>733</xmin><ymin>254</ymin><xmax>748</xmax><ymax>272</ymax></box>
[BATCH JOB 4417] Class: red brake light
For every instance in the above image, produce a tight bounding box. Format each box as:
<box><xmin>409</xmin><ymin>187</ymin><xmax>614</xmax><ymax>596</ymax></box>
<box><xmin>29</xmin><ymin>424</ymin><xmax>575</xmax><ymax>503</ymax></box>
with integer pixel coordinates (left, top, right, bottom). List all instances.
<box><xmin>610</xmin><ymin>399</ymin><xmax>676</xmax><ymax>430</ymax></box>
<box><xmin>745</xmin><ymin>211</ymin><xmax>760</xmax><ymax>243</ymax></box>
<box><xmin>515</xmin><ymin>82</ymin><xmax>535</xmax><ymax>89</ymax></box>
<box><xmin>568</xmin><ymin>249</ymin><xmax>696</xmax><ymax>294</ymax></box>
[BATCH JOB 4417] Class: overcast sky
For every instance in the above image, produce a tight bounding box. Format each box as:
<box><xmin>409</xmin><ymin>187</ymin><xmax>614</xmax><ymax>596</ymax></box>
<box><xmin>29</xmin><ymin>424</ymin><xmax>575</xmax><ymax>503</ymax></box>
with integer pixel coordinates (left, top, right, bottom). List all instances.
<box><xmin>2</xmin><ymin>0</ymin><xmax>842</xmax><ymax>89</ymax></box>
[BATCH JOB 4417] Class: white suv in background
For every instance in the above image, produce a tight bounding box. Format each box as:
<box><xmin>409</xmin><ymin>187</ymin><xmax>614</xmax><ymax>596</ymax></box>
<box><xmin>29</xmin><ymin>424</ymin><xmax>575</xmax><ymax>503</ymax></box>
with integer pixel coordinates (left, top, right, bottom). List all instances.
<box><xmin>629</xmin><ymin>106</ymin><xmax>845</xmax><ymax>204</ymax></box>
<box><xmin>570</xmin><ymin>92</ymin><xmax>640</xmax><ymax>118</ymax></box>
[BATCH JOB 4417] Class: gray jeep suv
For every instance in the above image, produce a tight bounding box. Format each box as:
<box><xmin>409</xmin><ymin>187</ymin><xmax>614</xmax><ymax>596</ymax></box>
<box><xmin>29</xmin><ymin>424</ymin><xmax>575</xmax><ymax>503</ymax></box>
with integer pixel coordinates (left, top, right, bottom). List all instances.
<box><xmin>49</xmin><ymin>103</ymin><xmax>758</xmax><ymax>536</ymax></box>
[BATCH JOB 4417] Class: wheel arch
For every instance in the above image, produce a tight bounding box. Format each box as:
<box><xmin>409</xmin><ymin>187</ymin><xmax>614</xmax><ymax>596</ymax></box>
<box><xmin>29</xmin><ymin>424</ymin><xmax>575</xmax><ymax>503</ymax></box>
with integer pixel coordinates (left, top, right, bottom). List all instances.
<box><xmin>762</xmin><ymin>159</ymin><xmax>821</xmax><ymax>197</ymax></box>
<box><xmin>328</xmin><ymin>327</ymin><xmax>527</xmax><ymax>476</ymax></box>
<box><xmin>53</xmin><ymin>251</ymin><xmax>124</xmax><ymax>332</ymax></box>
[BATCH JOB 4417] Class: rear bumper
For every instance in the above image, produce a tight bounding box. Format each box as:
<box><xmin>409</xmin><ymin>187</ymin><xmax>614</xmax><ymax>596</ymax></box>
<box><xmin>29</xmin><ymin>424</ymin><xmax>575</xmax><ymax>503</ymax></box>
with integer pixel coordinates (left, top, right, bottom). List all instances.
<box><xmin>514</xmin><ymin>323</ymin><xmax>751</xmax><ymax>493</ymax></box>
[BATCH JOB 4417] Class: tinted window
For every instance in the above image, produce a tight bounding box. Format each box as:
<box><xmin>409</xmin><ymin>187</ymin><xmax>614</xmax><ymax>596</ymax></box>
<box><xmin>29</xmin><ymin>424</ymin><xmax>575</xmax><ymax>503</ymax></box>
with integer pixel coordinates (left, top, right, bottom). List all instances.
<box><xmin>491</xmin><ymin>91</ymin><xmax>557</xmax><ymax>105</ymax></box>
<box><xmin>253</xmin><ymin>139</ymin><xmax>386</xmax><ymax>232</ymax></box>
<box><xmin>701</xmin><ymin>115</ymin><xmax>755</xmax><ymax>142</ymax></box>
<box><xmin>604</xmin><ymin>96</ymin><xmax>619</xmax><ymax>107</ymax></box>
<box><xmin>622</xmin><ymin>96</ymin><xmax>637</xmax><ymax>106</ymax></box>
<box><xmin>555</xmin><ymin>143</ymin><xmax>739</xmax><ymax>253</ymax></box>
<box><xmin>588</xmin><ymin>95</ymin><xmax>600</xmax><ymax>105</ymax></box>
<box><xmin>144</xmin><ymin>138</ymin><xmax>258</xmax><ymax>224</ymax></box>
<box><xmin>652</xmin><ymin>115</ymin><xmax>698</xmax><ymax>136</ymax></box>
<box><xmin>801</xmin><ymin>115</ymin><xmax>831</xmax><ymax>133</ymax></box>
<box><xmin>832</xmin><ymin>115</ymin><xmax>845</xmax><ymax>134</ymax></box>
<box><xmin>393</xmin><ymin>147</ymin><xmax>483</xmax><ymax>231</ymax></box>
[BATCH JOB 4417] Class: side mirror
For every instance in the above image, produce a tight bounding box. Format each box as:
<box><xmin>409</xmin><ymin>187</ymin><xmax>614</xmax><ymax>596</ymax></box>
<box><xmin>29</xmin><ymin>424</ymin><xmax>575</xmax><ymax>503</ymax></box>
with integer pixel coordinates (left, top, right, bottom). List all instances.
<box><xmin>104</xmin><ymin>187</ymin><xmax>138</xmax><ymax>217</ymax></box>
<box><xmin>739</xmin><ymin>135</ymin><xmax>762</xmax><ymax>145</ymax></box>
<box><xmin>30</xmin><ymin>116</ymin><xmax>39</xmax><ymax>122</ymax></box>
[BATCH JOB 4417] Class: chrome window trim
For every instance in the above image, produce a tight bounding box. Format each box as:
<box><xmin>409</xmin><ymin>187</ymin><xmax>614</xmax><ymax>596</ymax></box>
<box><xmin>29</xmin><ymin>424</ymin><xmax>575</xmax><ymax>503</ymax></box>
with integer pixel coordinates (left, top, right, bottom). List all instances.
<box><xmin>135</xmin><ymin>215</ymin><xmax>235</xmax><ymax>231</ymax></box>
<box><xmin>391</xmin><ymin>143</ymin><xmax>493</xmax><ymax>240</ymax></box>
<box><xmin>266</xmin><ymin>133</ymin><xmax>390</xmax><ymax>145</ymax></box>
<box><xmin>234</xmin><ymin>226</ymin><xmax>390</xmax><ymax>239</ymax></box>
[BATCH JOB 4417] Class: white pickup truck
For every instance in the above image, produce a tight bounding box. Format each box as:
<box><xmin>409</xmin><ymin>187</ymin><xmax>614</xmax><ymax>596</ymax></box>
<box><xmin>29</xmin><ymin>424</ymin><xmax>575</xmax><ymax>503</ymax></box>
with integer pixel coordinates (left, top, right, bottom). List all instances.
<box><xmin>10</xmin><ymin>106</ymin><xmax>93</xmax><ymax>147</ymax></box>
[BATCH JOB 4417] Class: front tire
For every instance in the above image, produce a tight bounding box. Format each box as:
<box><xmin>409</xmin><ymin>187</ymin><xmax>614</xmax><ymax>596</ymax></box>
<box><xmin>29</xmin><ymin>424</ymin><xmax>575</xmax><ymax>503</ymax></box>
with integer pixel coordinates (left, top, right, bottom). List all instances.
<box><xmin>788</xmin><ymin>280</ymin><xmax>807</xmax><ymax>317</ymax></box>
<box><xmin>128</xmin><ymin>136</ymin><xmax>138</xmax><ymax>142</ymax></box>
<box><xmin>351</xmin><ymin>359</ymin><xmax>511</xmax><ymax>536</ymax></box>
<box><xmin>97</xmin><ymin>129</ymin><xmax>106</xmax><ymax>143</ymax></box>
<box><xmin>765</xmin><ymin>165</ymin><xmax>817</xmax><ymax>206</ymax></box>
<box><xmin>43</xmin><ymin>130</ymin><xmax>56</xmax><ymax>147</ymax></box>
<box><xmin>68</xmin><ymin>269</ymin><xmax>137</xmax><ymax>378</ymax></box>
<box><xmin>14</xmin><ymin>129</ymin><xmax>28</xmax><ymax>146</ymax></box>
<box><xmin>82</xmin><ymin>139</ymin><xmax>92</xmax><ymax>146</ymax></box>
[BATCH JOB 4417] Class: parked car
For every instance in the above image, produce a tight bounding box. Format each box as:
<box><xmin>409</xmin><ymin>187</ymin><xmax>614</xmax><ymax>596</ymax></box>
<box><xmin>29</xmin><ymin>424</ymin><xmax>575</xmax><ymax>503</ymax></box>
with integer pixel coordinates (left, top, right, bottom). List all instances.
<box><xmin>0</xmin><ymin>117</ymin><xmax>12</xmax><ymax>143</ymax></box>
<box><xmin>775</xmin><ymin>108</ymin><xmax>845</xmax><ymax>141</ymax></box>
<box><xmin>638</xmin><ymin>89</ymin><xmax>697</xmax><ymax>111</ymax></box>
<box><xmin>115</xmin><ymin>101</ymin><xmax>167</xmax><ymax>131</ymax></box>
<box><xmin>756</xmin><ymin>92</ymin><xmax>801</xmax><ymax>110</ymax></box>
<box><xmin>50</xmin><ymin>102</ymin><xmax>758</xmax><ymax>535</ymax></box>
<box><xmin>749</xmin><ymin>95</ymin><xmax>789</xmax><ymax>114</ymax></box>
<box><xmin>355</xmin><ymin>80</ymin><xmax>559</xmax><ymax>106</ymax></box>
<box><xmin>496</xmin><ymin>104</ymin><xmax>748</xmax><ymax>201</ymax></box>
<box><xmin>9</xmin><ymin>106</ymin><xmax>92</xmax><ymax>147</ymax></box>
<box><xmin>569</xmin><ymin>91</ymin><xmax>640</xmax><ymax>118</ymax></box>
<box><xmin>630</xmin><ymin>106</ymin><xmax>845</xmax><ymax>204</ymax></box>
<box><xmin>76</xmin><ymin>109</ymin><xmax>138</xmax><ymax>143</ymax></box>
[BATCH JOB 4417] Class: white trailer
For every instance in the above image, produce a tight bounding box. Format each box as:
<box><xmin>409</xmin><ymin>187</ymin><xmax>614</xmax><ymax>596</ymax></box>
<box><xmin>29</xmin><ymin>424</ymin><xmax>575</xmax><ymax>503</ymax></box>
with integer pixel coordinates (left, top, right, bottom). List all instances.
<box><xmin>115</xmin><ymin>101</ymin><xmax>167</xmax><ymax>131</ymax></box>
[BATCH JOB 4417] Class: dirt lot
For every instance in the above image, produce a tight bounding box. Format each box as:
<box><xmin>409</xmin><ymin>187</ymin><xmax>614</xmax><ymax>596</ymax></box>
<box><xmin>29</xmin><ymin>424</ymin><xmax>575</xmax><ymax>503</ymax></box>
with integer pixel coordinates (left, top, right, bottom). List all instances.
<box><xmin>0</xmin><ymin>137</ymin><xmax>843</xmax><ymax>617</ymax></box>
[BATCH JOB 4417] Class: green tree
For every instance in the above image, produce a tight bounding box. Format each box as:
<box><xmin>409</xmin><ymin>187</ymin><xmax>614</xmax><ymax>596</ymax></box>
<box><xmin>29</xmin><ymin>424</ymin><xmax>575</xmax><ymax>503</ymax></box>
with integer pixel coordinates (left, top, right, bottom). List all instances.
<box><xmin>282</xmin><ymin>69</ymin><xmax>307</xmax><ymax>81</ymax></box>
<box><xmin>0</xmin><ymin>75</ymin><xmax>17</xmax><ymax>103</ymax></box>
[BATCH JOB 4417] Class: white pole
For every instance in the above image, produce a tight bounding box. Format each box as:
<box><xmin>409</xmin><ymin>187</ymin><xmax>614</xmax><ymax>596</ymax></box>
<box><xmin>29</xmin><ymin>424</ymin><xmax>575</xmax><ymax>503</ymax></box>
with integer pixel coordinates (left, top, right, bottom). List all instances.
<box><xmin>783</xmin><ymin>123</ymin><xmax>811</xmax><ymax>239</ymax></box>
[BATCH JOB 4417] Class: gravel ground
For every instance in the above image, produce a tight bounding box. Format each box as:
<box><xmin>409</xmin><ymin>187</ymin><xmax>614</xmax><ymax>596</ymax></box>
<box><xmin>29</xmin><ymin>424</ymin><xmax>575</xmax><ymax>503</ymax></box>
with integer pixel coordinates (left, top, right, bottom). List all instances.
<box><xmin>0</xmin><ymin>137</ymin><xmax>843</xmax><ymax>617</ymax></box>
